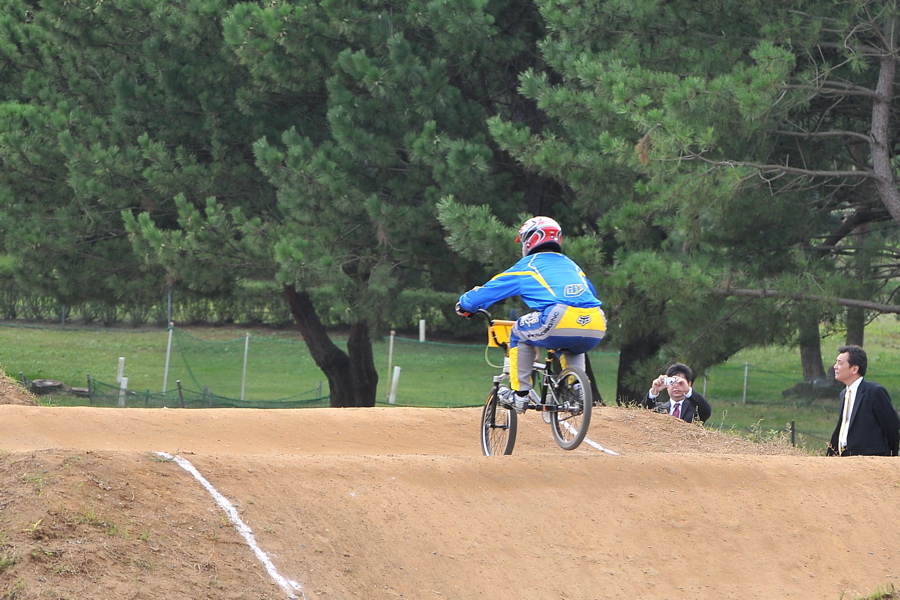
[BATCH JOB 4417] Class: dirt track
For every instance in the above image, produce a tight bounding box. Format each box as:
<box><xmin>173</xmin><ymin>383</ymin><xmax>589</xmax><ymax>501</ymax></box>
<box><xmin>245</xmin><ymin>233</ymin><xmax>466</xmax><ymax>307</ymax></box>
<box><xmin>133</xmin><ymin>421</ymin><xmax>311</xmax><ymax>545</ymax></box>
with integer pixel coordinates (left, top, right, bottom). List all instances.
<box><xmin>2</xmin><ymin>395</ymin><xmax>899</xmax><ymax>600</ymax></box>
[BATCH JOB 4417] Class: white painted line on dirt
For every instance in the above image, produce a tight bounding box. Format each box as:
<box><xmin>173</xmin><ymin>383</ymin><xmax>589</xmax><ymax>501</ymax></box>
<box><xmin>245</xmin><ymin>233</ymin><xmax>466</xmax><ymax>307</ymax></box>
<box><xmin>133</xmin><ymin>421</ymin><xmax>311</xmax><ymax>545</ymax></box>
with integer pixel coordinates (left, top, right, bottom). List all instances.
<box><xmin>156</xmin><ymin>452</ymin><xmax>306</xmax><ymax>600</ymax></box>
<box><xmin>525</xmin><ymin>415</ymin><xmax>620</xmax><ymax>455</ymax></box>
<box><xmin>581</xmin><ymin>436</ymin><xmax>620</xmax><ymax>455</ymax></box>
<box><xmin>554</xmin><ymin>418</ymin><xmax>620</xmax><ymax>455</ymax></box>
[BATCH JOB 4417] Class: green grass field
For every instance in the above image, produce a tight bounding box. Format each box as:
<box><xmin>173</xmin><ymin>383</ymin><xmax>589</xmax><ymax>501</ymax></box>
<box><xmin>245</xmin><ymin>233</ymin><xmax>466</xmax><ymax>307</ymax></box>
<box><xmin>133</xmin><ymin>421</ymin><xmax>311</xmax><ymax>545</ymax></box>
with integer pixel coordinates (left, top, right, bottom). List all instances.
<box><xmin>4</xmin><ymin>316</ymin><xmax>900</xmax><ymax>452</ymax></box>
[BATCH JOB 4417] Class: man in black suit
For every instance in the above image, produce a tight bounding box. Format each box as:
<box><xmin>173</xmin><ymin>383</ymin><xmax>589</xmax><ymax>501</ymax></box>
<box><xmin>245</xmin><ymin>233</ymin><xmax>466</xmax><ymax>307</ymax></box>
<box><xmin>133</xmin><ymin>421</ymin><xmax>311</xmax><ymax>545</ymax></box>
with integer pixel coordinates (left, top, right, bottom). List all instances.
<box><xmin>828</xmin><ymin>345</ymin><xmax>900</xmax><ymax>457</ymax></box>
<box><xmin>642</xmin><ymin>363</ymin><xmax>712</xmax><ymax>424</ymax></box>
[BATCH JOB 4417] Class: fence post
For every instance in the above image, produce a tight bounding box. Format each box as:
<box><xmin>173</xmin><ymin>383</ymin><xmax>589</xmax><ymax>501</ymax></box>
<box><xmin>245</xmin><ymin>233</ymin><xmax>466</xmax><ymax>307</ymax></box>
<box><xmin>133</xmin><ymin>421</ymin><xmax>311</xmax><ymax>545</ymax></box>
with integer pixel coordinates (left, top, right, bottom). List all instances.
<box><xmin>241</xmin><ymin>332</ymin><xmax>250</xmax><ymax>401</ymax></box>
<box><xmin>388</xmin><ymin>366</ymin><xmax>401</xmax><ymax>404</ymax></box>
<box><xmin>419</xmin><ymin>319</ymin><xmax>425</xmax><ymax>342</ymax></box>
<box><xmin>118</xmin><ymin>376</ymin><xmax>128</xmax><ymax>407</ymax></box>
<box><xmin>386</xmin><ymin>330</ymin><xmax>395</xmax><ymax>401</ymax></box>
<box><xmin>162</xmin><ymin>323</ymin><xmax>174</xmax><ymax>396</ymax></box>
<box><xmin>790</xmin><ymin>420</ymin><xmax>796</xmax><ymax>446</ymax></box>
<box><xmin>87</xmin><ymin>373</ymin><xmax>93</xmax><ymax>406</ymax></box>
<box><xmin>742</xmin><ymin>362</ymin><xmax>749</xmax><ymax>404</ymax></box>
<box><xmin>117</xmin><ymin>357</ymin><xmax>125</xmax><ymax>384</ymax></box>
<box><xmin>177</xmin><ymin>380</ymin><xmax>185</xmax><ymax>408</ymax></box>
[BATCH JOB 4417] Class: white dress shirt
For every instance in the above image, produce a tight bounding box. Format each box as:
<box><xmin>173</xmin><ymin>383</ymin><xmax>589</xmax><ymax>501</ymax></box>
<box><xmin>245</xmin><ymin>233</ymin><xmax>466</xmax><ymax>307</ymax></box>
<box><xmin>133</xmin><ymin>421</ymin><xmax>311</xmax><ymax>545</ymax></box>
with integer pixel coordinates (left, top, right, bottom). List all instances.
<box><xmin>838</xmin><ymin>378</ymin><xmax>863</xmax><ymax>451</ymax></box>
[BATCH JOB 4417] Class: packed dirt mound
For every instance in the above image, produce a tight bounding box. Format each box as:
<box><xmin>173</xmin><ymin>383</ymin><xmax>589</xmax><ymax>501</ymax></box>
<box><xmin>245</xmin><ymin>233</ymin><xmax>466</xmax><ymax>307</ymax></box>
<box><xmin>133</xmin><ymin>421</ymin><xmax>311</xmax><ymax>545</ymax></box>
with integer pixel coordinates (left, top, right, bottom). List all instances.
<box><xmin>0</xmin><ymin>404</ymin><xmax>896</xmax><ymax>600</ymax></box>
<box><xmin>0</xmin><ymin>368</ymin><xmax>36</xmax><ymax>405</ymax></box>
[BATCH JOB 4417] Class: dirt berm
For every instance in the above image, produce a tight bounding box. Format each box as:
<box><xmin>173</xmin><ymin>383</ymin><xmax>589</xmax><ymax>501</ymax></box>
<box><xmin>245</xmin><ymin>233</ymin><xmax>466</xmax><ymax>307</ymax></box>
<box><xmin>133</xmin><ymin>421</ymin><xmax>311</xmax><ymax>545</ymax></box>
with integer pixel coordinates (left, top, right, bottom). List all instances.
<box><xmin>1</xmin><ymin>380</ymin><xmax>897</xmax><ymax>600</ymax></box>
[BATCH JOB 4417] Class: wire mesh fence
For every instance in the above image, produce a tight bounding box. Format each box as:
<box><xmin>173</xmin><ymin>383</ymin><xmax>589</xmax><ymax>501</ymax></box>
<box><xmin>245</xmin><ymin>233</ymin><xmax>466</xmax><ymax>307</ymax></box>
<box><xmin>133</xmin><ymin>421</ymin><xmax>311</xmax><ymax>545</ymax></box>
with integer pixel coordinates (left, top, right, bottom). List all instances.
<box><xmin>85</xmin><ymin>377</ymin><xmax>330</xmax><ymax>409</ymax></box>
<box><xmin>690</xmin><ymin>362</ymin><xmax>843</xmax><ymax>451</ymax></box>
<box><xmin>12</xmin><ymin>325</ymin><xmax>331</xmax><ymax>408</ymax></box>
<box><xmin>10</xmin><ymin>321</ymin><xmax>900</xmax><ymax>453</ymax></box>
<box><xmin>21</xmin><ymin>374</ymin><xmax>330</xmax><ymax>409</ymax></box>
<box><xmin>164</xmin><ymin>327</ymin><xmax>326</xmax><ymax>402</ymax></box>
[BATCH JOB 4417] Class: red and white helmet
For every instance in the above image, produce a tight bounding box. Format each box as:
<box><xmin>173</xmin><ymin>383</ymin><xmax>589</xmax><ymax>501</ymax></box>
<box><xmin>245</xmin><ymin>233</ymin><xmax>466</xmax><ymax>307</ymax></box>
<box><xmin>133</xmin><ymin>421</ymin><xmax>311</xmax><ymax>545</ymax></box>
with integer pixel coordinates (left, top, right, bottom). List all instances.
<box><xmin>516</xmin><ymin>216</ymin><xmax>562</xmax><ymax>257</ymax></box>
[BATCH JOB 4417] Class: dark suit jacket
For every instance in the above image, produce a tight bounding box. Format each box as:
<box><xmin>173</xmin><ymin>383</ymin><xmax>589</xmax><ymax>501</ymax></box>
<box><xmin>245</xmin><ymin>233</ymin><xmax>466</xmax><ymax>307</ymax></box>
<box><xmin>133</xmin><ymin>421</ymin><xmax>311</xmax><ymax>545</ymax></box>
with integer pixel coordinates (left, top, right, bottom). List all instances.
<box><xmin>828</xmin><ymin>379</ymin><xmax>900</xmax><ymax>456</ymax></box>
<box><xmin>642</xmin><ymin>391</ymin><xmax>711</xmax><ymax>424</ymax></box>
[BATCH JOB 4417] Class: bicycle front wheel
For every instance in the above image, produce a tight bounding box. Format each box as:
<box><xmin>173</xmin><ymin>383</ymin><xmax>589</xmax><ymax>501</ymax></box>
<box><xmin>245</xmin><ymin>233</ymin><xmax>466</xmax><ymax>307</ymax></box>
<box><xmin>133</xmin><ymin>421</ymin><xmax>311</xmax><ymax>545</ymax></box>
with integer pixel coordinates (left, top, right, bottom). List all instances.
<box><xmin>550</xmin><ymin>366</ymin><xmax>592</xmax><ymax>450</ymax></box>
<box><xmin>480</xmin><ymin>388</ymin><xmax>517</xmax><ymax>456</ymax></box>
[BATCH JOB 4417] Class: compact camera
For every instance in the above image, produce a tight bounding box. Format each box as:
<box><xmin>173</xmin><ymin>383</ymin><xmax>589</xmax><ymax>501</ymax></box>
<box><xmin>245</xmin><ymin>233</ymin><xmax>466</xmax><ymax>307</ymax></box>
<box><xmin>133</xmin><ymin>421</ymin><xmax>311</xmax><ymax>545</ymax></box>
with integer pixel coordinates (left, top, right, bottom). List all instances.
<box><xmin>664</xmin><ymin>376</ymin><xmax>677</xmax><ymax>385</ymax></box>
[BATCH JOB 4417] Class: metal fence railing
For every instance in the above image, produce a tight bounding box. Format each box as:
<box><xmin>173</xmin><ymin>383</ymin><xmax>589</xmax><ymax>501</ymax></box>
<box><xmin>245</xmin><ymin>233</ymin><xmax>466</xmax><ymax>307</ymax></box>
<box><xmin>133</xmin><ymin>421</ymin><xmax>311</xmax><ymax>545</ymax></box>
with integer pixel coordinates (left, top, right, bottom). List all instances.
<box><xmin>23</xmin><ymin>373</ymin><xmax>330</xmax><ymax>409</ymax></box>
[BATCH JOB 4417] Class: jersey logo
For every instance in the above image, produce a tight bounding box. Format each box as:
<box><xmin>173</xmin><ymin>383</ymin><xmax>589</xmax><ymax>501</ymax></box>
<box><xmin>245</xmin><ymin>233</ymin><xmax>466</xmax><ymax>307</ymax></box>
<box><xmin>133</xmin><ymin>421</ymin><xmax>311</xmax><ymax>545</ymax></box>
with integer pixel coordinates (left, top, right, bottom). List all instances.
<box><xmin>564</xmin><ymin>284</ymin><xmax>587</xmax><ymax>297</ymax></box>
<box><xmin>520</xmin><ymin>312</ymin><xmax>540</xmax><ymax>326</ymax></box>
<box><xmin>576</xmin><ymin>315</ymin><xmax>592</xmax><ymax>326</ymax></box>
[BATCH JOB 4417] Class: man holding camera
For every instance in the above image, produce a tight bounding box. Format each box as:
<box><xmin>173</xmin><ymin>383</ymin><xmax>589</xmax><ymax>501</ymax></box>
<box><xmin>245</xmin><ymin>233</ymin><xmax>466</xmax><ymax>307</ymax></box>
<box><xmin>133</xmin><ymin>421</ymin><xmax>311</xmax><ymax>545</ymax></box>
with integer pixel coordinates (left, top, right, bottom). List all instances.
<box><xmin>642</xmin><ymin>363</ymin><xmax>712</xmax><ymax>424</ymax></box>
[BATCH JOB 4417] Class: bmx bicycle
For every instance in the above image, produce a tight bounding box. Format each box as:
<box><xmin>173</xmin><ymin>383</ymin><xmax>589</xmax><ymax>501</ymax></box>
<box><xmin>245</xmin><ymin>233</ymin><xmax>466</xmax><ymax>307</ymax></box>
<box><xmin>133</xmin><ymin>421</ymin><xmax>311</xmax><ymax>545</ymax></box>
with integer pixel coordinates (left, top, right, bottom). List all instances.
<box><xmin>477</xmin><ymin>309</ymin><xmax>593</xmax><ymax>456</ymax></box>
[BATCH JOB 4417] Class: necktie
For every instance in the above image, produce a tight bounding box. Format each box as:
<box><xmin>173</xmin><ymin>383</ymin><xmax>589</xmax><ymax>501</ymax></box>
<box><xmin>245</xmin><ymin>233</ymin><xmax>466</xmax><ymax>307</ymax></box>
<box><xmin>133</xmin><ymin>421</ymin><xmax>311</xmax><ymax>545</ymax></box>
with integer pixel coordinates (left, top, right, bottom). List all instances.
<box><xmin>839</xmin><ymin>387</ymin><xmax>852</xmax><ymax>454</ymax></box>
<box><xmin>672</xmin><ymin>402</ymin><xmax>681</xmax><ymax>419</ymax></box>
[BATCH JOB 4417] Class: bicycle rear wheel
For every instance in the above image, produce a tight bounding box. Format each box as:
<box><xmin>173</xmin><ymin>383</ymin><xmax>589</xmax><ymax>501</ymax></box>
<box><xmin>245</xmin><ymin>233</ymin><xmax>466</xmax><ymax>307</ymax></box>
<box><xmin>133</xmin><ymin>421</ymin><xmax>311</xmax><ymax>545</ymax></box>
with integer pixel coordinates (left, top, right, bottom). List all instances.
<box><xmin>480</xmin><ymin>388</ymin><xmax>517</xmax><ymax>456</ymax></box>
<box><xmin>550</xmin><ymin>366</ymin><xmax>592</xmax><ymax>450</ymax></box>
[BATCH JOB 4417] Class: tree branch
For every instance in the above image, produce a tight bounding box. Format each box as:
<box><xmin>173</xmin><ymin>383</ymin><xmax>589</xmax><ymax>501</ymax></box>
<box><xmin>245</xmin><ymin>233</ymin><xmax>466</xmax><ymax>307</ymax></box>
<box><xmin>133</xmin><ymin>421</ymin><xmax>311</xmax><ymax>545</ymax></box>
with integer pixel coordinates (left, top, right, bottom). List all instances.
<box><xmin>775</xmin><ymin>129</ymin><xmax>874</xmax><ymax>144</ymax></box>
<box><xmin>714</xmin><ymin>286</ymin><xmax>900</xmax><ymax>313</ymax></box>
<box><xmin>783</xmin><ymin>83</ymin><xmax>880</xmax><ymax>99</ymax></box>
<box><xmin>689</xmin><ymin>153</ymin><xmax>876</xmax><ymax>179</ymax></box>
<box><xmin>814</xmin><ymin>41</ymin><xmax>884</xmax><ymax>56</ymax></box>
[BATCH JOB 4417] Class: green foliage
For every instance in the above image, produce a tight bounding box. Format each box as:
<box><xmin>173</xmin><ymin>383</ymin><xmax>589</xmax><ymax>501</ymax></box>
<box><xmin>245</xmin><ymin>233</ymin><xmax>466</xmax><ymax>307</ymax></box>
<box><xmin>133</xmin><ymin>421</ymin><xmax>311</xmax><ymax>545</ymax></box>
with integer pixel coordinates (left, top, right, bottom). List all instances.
<box><xmin>2</xmin><ymin>0</ymin><xmax>561</xmax><ymax>404</ymax></box>
<box><xmin>0</xmin><ymin>549</ymin><xmax>17</xmax><ymax>574</ymax></box>
<box><xmin>388</xmin><ymin>289</ymin><xmax>469</xmax><ymax>333</ymax></box>
<box><xmin>477</xmin><ymin>0</ymin><xmax>900</xmax><ymax>402</ymax></box>
<box><xmin>5</xmin><ymin>0</ymin><xmax>900</xmax><ymax>408</ymax></box>
<box><xmin>742</xmin><ymin>419</ymin><xmax>794</xmax><ymax>447</ymax></box>
<box><xmin>436</xmin><ymin>199</ymin><xmax>521</xmax><ymax>271</ymax></box>
<box><xmin>0</xmin><ymin>0</ymin><xmax>279</xmax><ymax>308</ymax></box>
<box><xmin>846</xmin><ymin>584</ymin><xmax>898</xmax><ymax>600</ymax></box>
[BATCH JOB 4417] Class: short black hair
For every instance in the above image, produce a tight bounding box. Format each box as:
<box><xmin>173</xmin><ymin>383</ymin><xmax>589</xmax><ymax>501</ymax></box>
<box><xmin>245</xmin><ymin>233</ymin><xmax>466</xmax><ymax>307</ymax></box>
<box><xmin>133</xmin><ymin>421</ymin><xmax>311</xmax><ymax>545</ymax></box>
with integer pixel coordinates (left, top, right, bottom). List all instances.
<box><xmin>666</xmin><ymin>363</ymin><xmax>694</xmax><ymax>383</ymax></box>
<box><xmin>838</xmin><ymin>344</ymin><xmax>867</xmax><ymax>376</ymax></box>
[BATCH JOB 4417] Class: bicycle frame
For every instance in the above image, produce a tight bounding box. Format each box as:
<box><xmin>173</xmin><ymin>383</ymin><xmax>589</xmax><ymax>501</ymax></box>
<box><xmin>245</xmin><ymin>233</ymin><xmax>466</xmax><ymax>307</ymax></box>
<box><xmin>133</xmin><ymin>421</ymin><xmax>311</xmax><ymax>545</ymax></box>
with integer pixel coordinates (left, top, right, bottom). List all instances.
<box><xmin>478</xmin><ymin>309</ymin><xmax>592</xmax><ymax>455</ymax></box>
<box><xmin>486</xmin><ymin>315</ymin><xmax>568</xmax><ymax>413</ymax></box>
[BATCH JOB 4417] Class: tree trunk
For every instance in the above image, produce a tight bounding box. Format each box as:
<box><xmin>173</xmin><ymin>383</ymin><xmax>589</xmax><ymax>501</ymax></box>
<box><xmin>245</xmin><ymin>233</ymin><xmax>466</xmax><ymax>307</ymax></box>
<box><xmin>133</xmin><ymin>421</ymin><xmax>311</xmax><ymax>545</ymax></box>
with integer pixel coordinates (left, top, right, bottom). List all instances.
<box><xmin>845</xmin><ymin>221</ymin><xmax>871</xmax><ymax>348</ymax></box>
<box><xmin>615</xmin><ymin>333</ymin><xmax>664</xmax><ymax>406</ymax></box>
<box><xmin>283</xmin><ymin>285</ymin><xmax>378</xmax><ymax>407</ymax></box>
<box><xmin>584</xmin><ymin>354</ymin><xmax>603</xmax><ymax>406</ymax></box>
<box><xmin>870</xmin><ymin>17</ymin><xmax>900</xmax><ymax>224</ymax></box>
<box><xmin>797</xmin><ymin>306</ymin><xmax>826</xmax><ymax>381</ymax></box>
<box><xmin>846</xmin><ymin>306</ymin><xmax>866</xmax><ymax>347</ymax></box>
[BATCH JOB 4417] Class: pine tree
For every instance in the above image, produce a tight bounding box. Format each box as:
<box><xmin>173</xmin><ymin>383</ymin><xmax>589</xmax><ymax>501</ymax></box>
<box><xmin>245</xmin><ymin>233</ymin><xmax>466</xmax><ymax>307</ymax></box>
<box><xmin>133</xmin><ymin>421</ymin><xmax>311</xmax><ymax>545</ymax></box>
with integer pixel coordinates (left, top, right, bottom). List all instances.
<box><xmin>485</xmin><ymin>0</ymin><xmax>900</xmax><ymax>401</ymax></box>
<box><xmin>1</xmin><ymin>0</ymin><xmax>559</xmax><ymax>406</ymax></box>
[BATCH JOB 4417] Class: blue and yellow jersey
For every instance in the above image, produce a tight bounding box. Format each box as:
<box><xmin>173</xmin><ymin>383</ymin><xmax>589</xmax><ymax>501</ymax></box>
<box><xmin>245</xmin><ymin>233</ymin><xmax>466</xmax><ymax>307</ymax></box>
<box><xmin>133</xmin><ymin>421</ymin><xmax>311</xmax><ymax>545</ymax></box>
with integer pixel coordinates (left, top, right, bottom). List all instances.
<box><xmin>458</xmin><ymin>252</ymin><xmax>601</xmax><ymax>313</ymax></box>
